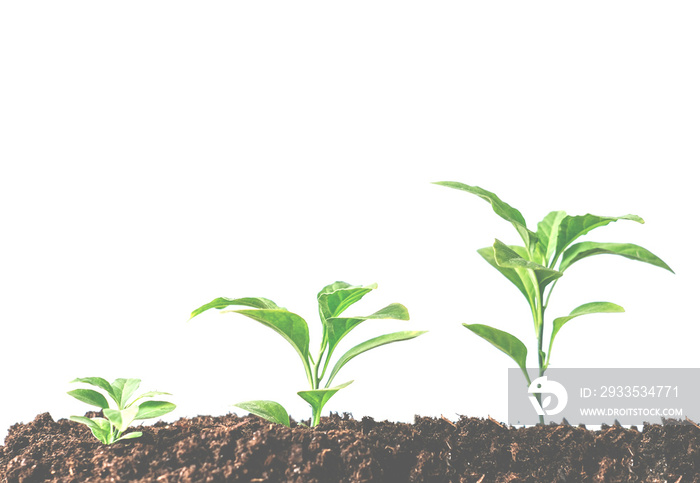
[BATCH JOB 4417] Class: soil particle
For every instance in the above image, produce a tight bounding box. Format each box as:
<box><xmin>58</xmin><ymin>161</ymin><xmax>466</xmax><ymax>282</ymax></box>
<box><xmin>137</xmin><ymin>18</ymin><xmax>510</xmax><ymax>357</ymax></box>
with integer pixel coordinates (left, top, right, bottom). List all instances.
<box><xmin>2</xmin><ymin>412</ymin><xmax>700</xmax><ymax>482</ymax></box>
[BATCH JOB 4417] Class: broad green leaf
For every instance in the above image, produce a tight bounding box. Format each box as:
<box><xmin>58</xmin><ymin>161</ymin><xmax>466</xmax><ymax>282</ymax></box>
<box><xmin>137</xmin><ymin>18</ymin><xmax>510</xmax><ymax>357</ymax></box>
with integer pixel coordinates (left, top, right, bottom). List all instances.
<box><xmin>361</xmin><ymin>303</ymin><xmax>410</xmax><ymax>320</ymax></box>
<box><xmin>550</xmin><ymin>302</ymin><xmax>625</xmax><ymax>348</ymax></box>
<box><xmin>110</xmin><ymin>379</ymin><xmax>128</xmax><ymax>408</ymax></box>
<box><xmin>69</xmin><ymin>416</ymin><xmax>105</xmax><ymax>433</ymax></box>
<box><xmin>104</xmin><ymin>405</ymin><xmax>139</xmax><ymax>432</ymax></box>
<box><xmin>119</xmin><ymin>379</ymin><xmax>141</xmax><ymax>407</ymax></box>
<box><xmin>190</xmin><ymin>297</ymin><xmax>281</xmax><ymax>320</ymax></box>
<box><xmin>234</xmin><ymin>400</ymin><xmax>290</xmax><ymax>427</ymax></box>
<box><xmin>135</xmin><ymin>400</ymin><xmax>176</xmax><ymax>420</ymax></box>
<box><xmin>70</xmin><ymin>377</ymin><xmax>116</xmax><ymax>402</ymax></box>
<box><xmin>110</xmin><ymin>378</ymin><xmax>141</xmax><ymax>409</ymax></box>
<box><xmin>493</xmin><ymin>239</ymin><xmax>563</xmax><ymax>290</ymax></box>
<box><xmin>478</xmin><ymin>246</ymin><xmax>537</xmax><ymax>307</ymax></box>
<box><xmin>547</xmin><ymin>302</ymin><xmax>625</xmax><ymax>366</ymax></box>
<box><xmin>92</xmin><ymin>418</ymin><xmax>112</xmax><ymax>444</ymax></box>
<box><xmin>70</xmin><ymin>416</ymin><xmax>110</xmax><ymax>444</ymax></box>
<box><xmin>559</xmin><ymin>242</ymin><xmax>674</xmax><ymax>273</ymax></box>
<box><xmin>129</xmin><ymin>391</ymin><xmax>172</xmax><ymax>407</ymax></box>
<box><xmin>463</xmin><ymin>324</ymin><xmax>528</xmax><ymax>374</ymax></box>
<box><xmin>554</xmin><ymin>214</ymin><xmax>644</xmax><ymax>264</ymax></box>
<box><xmin>325</xmin><ymin>330</ymin><xmax>427</xmax><ymax>386</ymax></box>
<box><xmin>116</xmin><ymin>431</ymin><xmax>143</xmax><ymax>442</ymax></box>
<box><xmin>317</xmin><ymin>282</ymin><xmax>377</xmax><ymax>321</ymax></box>
<box><xmin>67</xmin><ymin>389</ymin><xmax>110</xmax><ymax>409</ymax></box>
<box><xmin>233</xmin><ymin>309</ymin><xmax>311</xmax><ymax>363</ymax></box>
<box><xmin>433</xmin><ymin>181</ymin><xmax>538</xmax><ymax>251</ymax></box>
<box><xmin>325</xmin><ymin>303</ymin><xmax>411</xmax><ymax>360</ymax></box>
<box><xmin>536</xmin><ymin>210</ymin><xmax>567</xmax><ymax>263</ymax></box>
<box><xmin>297</xmin><ymin>381</ymin><xmax>353</xmax><ymax>414</ymax></box>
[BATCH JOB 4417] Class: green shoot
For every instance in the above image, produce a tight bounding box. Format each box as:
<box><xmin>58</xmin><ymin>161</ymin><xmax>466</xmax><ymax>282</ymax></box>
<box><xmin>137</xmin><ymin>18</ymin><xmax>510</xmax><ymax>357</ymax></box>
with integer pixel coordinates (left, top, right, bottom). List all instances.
<box><xmin>68</xmin><ymin>377</ymin><xmax>176</xmax><ymax>444</ymax></box>
<box><xmin>191</xmin><ymin>282</ymin><xmax>426</xmax><ymax>427</ymax></box>
<box><xmin>434</xmin><ymin>181</ymin><xmax>673</xmax><ymax>423</ymax></box>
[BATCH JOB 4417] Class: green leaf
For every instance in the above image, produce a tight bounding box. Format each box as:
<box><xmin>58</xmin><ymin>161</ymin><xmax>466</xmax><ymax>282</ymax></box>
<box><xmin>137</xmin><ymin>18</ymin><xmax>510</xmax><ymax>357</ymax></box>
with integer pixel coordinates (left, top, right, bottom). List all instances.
<box><xmin>116</xmin><ymin>431</ymin><xmax>143</xmax><ymax>442</ymax></box>
<box><xmin>119</xmin><ymin>379</ymin><xmax>141</xmax><ymax>407</ymax></box>
<box><xmin>325</xmin><ymin>303</ymin><xmax>411</xmax><ymax>361</ymax></box>
<box><xmin>104</xmin><ymin>405</ymin><xmax>139</xmax><ymax>432</ymax></box>
<box><xmin>477</xmin><ymin>246</ymin><xmax>537</xmax><ymax>307</ymax></box>
<box><xmin>234</xmin><ymin>400</ymin><xmax>291</xmax><ymax>427</ymax></box>
<box><xmin>493</xmin><ymin>239</ymin><xmax>563</xmax><ymax>290</ymax></box>
<box><xmin>317</xmin><ymin>282</ymin><xmax>377</xmax><ymax>321</ymax></box>
<box><xmin>233</xmin><ymin>309</ymin><xmax>311</xmax><ymax>363</ymax></box>
<box><xmin>297</xmin><ymin>381</ymin><xmax>353</xmax><ymax>416</ymax></box>
<box><xmin>463</xmin><ymin>324</ymin><xmax>528</xmax><ymax>375</ymax></box>
<box><xmin>325</xmin><ymin>330</ymin><xmax>427</xmax><ymax>386</ymax></box>
<box><xmin>70</xmin><ymin>416</ymin><xmax>110</xmax><ymax>444</ymax></box>
<box><xmin>433</xmin><ymin>181</ymin><xmax>538</xmax><ymax>251</ymax></box>
<box><xmin>129</xmin><ymin>391</ymin><xmax>172</xmax><ymax>407</ymax></box>
<box><xmin>110</xmin><ymin>379</ymin><xmax>127</xmax><ymax>408</ymax></box>
<box><xmin>559</xmin><ymin>242</ymin><xmax>674</xmax><ymax>273</ymax></box>
<box><xmin>190</xmin><ymin>297</ymin><xmax>281</xmax><ymax>320</ymax></box>
<box><xmin>553</xmin><ymin>214</ymin><xmax>644</xmax><ymax>264</ymax></box>
<box><xmin>547</xmin><ymin>302</ymin><xmax>625</xmax><ymax>366</ymax></box>
<box><xmin>70</xmin><ymin>377</ymin><xmax>117</xmax><ymax>402</ymax></box>
<box><xmin>67</xmin><ymin>389</ymin><xmax>110</xmax><ymax>409</ymax></box>
<box><xmin>110</xmin><ymin>378</ymin><xmax>141</xmax><ymax>409</ymax></box>
<box><xmin>536</xmin><ymin>210</ymin><xmax>567</xmax><ymax>263</ymax></box>
<box><xmin>551</xmin><ymin>302</ymin><xmax>625</xmax><ymax>346</ymax></box>
<box><xmin>135</xmin><ymin>400</ymin><xmax>176</xmax><ymax>420</ymax></box>
<box><xmin>361</xmin><ymin>303</ymin><xmax>410</xmax><ymax>320</ymax></box>
<box><xmin>69</xmin><ymin>416</ymin><xmax>105</xmax><ymax>433</ymax></box>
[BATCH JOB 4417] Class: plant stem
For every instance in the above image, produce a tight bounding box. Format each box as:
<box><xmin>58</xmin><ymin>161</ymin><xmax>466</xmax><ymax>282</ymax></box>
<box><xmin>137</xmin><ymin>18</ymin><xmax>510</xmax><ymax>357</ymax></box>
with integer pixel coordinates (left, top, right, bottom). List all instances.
<box><xmin>311</xmin><ymin>406</ymin><xmax>321</xmax><ymax>427</ymax></box>
<box><xmin>535</xmin><ymin>284</ymin><xmax>546</xmax><ymax>426</ymax></box>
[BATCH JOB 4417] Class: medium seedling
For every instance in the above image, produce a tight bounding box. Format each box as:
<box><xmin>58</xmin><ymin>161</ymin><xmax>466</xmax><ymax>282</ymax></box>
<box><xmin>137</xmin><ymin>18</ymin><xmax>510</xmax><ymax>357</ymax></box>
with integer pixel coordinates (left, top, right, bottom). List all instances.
<box><xmin>435</xmin><ymin>182</ymin><xmax>674</xmax><ymax>423</ymax></box>
<box><xmin>191</xmin><ymin>281</ymin><xmax>426</xmax><ymax>427</ymax></box>
<box><xmin>68</xmin><ymin>377</ymin><xmax>176</xmax><ymax>444</ymax></box>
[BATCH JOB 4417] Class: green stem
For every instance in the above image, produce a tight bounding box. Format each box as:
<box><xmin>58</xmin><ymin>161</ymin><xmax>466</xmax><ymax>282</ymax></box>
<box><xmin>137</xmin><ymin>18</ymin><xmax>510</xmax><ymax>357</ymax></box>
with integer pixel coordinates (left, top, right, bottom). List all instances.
<box><xmin>543</xmin><ymin>279</ymin><xmax>558</xmax><ymax>310</ymax></box>
<box><xmin>542</xmin><ymin>280</ymin><xmax>559</xmax><ymax>370</ymax></box>
<box><xmin>312</xmin><ymin>354</ymin><xmax>322</xmax><ymax>390</ymax></box>
<box><xmin>311</xmin><ymin>405</ymin><xmax>321</xmax><ymax>427</ymax></box>
<box><xmin>534</xmin><ymin>280</ymin><xmax>546</xmax><ymax>425</ymax></box>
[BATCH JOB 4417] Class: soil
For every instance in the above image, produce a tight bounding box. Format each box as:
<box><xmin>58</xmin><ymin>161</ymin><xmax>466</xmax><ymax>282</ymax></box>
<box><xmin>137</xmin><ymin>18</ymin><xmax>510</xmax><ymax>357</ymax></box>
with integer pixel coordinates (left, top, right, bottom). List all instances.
<box><xmin>1</xmin><ymin>412</ymin><xmax>698</xmax><ymax>482</ymax></box>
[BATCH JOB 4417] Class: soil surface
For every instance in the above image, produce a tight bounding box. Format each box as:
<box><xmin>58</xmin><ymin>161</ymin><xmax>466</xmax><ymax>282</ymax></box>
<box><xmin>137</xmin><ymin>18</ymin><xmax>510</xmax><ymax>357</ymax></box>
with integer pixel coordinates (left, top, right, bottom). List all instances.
<box><xmin>1</xmin><ymin>412</ymin><xmax>699</xmax><ymax>482</ymax></box>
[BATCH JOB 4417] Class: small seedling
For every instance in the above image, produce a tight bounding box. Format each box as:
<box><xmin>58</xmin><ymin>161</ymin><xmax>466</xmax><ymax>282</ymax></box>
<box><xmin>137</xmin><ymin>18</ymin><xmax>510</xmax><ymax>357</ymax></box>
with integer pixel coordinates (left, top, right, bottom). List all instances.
<box><xmin>191</xmin><ymin>281</ymin><xmax>426</xmax><ymax>427</ymax></box>
<box><xmin>68</xmin><ymin>377</ymin><xmax>176</xmax><ymax>444</ymax></box>
<box><xmin>434</xmin><ymin>182</ymin><xmax>673</xmax><ymax>423</ymax></box>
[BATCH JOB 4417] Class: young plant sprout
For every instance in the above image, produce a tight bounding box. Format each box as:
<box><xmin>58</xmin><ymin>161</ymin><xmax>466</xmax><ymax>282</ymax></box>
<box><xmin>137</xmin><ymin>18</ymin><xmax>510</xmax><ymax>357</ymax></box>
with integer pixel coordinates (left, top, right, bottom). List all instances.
<box><xmin>190</xmin><ymin>282</ymin><xmax>426</xmax><ymax>427</ymax></box>
<box><xmin>434</xmin><ymin>182</ymin><xmax>674</xmax><ymax>423</ymax></box>
<box><xmin>68</xmin><ymin>377</ymin><xmax>176</xmax><ymax>444</ymax></box>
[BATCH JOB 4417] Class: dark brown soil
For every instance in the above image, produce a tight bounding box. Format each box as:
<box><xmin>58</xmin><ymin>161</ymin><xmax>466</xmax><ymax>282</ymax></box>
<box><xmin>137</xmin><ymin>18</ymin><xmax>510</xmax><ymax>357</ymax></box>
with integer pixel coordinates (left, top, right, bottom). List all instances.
<box><xmin>1</xmin><ymin>412</ymin><xmax>699</xmax><ymax>482</ymax></box>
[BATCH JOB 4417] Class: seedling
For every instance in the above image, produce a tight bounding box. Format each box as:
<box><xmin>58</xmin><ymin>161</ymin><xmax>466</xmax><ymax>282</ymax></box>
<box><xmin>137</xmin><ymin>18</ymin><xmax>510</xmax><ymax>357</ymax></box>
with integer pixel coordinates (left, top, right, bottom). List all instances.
<box><xmin>68</xmin><ymin>377</ymin><xmax>176</xmax><ymax>444</ymax></box>
<box><xmin>191</xmin><ymin>281</ymin><xmax>426</xmax><ymax>427</ymax></box>
<box><xmin>434</xmin><ymin>182</ymin><xmax>673</xmax><ymax>423</ymax></box>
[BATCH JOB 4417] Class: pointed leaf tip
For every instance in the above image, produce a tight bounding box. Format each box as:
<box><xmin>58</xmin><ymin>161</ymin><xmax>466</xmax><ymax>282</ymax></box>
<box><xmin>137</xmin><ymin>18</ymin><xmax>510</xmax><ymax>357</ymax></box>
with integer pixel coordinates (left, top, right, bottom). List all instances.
<box><xmin>560</xmin><ymin>241</ymin><xmax>674</xmax><ymax>274</ymax></box>
<box><xmin>298</xmin><ymin>381</ymin><xmax>353</xmax><ymax>414</ymax></box>
<box><xmin>463</xmin><ymin>323</ymin><xmax>528</xmax><ymax>373</ymax></box>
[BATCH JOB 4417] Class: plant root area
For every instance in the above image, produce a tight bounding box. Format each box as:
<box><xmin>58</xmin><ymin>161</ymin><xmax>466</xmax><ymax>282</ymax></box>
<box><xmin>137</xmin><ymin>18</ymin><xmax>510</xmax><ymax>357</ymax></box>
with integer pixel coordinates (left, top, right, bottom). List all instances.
<box><xmin>2</xmin><ymin>412</ymin><xmax>699</xmax><ymax>482</ymax></box>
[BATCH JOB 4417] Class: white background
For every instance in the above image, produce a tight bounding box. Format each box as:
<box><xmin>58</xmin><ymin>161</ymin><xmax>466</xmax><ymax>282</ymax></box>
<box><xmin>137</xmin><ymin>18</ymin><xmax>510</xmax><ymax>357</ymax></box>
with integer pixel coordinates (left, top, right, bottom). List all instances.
<box><xmin>1</xmin><ymin>2</ymin><xmax>697</xmax><ymax>443</ymax></box>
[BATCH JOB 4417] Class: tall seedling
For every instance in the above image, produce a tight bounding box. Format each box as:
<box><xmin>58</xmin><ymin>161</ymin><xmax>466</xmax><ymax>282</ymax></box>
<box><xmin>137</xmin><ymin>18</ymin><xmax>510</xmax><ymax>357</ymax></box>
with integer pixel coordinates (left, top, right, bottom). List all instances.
<box><xmin>191</xmin><ymin>282</ymin><xmax>426</xmax><ymax>427</ymax></box>
<box><xmin>435</xmin><ymin>182</ymin><xmax>673</xmax><ymax>423</ymax></box>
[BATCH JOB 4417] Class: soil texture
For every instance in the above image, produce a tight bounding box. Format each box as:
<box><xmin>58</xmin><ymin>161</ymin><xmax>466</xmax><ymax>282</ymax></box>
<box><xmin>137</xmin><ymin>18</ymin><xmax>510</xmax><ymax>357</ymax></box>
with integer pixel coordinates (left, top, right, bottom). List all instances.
<box><xmin>1</xmin><ymin>412</ymin><xmax>699</xmax><ymax>482</ymax></box>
